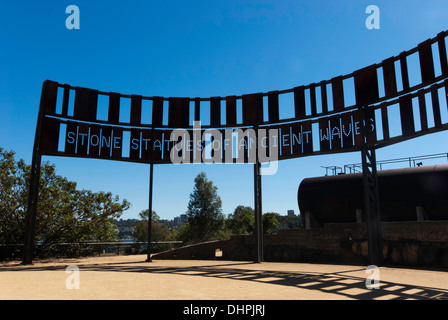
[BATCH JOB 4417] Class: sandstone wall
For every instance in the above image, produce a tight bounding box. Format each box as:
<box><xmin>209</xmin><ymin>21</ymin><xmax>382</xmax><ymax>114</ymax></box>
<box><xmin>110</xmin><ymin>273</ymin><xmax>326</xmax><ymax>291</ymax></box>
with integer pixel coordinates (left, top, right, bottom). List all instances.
<box><xmin>153</xmin><ymin>221</ymin><xmax>448</xmax><ymax>268</ymax></box>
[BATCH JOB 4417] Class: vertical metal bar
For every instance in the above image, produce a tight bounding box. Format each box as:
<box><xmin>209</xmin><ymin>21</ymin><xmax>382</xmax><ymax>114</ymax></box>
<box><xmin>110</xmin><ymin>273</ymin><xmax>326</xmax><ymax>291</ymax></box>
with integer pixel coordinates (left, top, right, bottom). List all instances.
<box><xmin>194</xmin><ymin>98</ymin><xmax>201</xmax><ymax>122</ymax></box>
<box><xmin>431</xmin><ymin>85</ymin><xmax>442</xmax><ymax>128</ymax></box>
<box><xmin>147</xmin><ymin>125</ymin><xmax>156</xmax><ymax>261</ymax></box>
<box><xmin>360</xmin><ymin>106</ymin><xmax>383</xmax><ymax>266</ymax></box>
<box><xmin>399</xmin><ymin>52</ymin><xmax>410</xmax><ymax>91</ymax></box>
<box><xmin>267</xmin><ymin>91</ymin><xmax>279</xmax><ymax>123</ymax></box>
<box><xmin>62</xmin><ymin>84</ymin><xmax>70</xmax><ymax>116</ymax></box>
<box><xmin>210</xmin><ymin>96</ymin><xmax>221</xmax><ymax>127</ymax></box>
<box><xmin>146</xmin><ymin>162</ymin><xmax>154</xmax><ymax>262</ymax></box>
<box><xmin>360</xmin><ymin>118</ymin><xmax>383</xmax><ymax>267</ymax></box>
<box><xmin>130</xmin><ymin>95</ymin><xmax>142</xmax><ymax>126</ymax></box>
<box><xmin>108</xmin><ymin>92</ymin><xmax>121</xmax><ymax>124</ymax></box>
<box><xmin>243</xmin><ymin>93</ymin><xmax>263</xmax><ymax>125</ymax></box>
<box><xmin>254</xmin><ymin>161</ymin><xmax>263</xmax><ymax>263</ymax></box>
<box><xmin>418</xmin><ymin>89</ymin><xmax>428</xmax><ymax>131</ymax></box>
<box><xmin>331</xmin><ymin>76</ymin><xmax>345</xmax><ymax>112</ymax></box>
<box><xmin>418</xmin><ymin>39</ymin><xmax>435</xmax><ymax>84</ymax></box>
<box><xmin>22</xmin><ymin>81</ymin><xmax>48</xmax><ymax>265</ymax></box>
<box><xmin>152</xmin><ymin>97</ymin><xmax>164</xmax><ymax>127</ymax></box>
<box><xmin>257</xmin><ymin>160</ymin><xmax>263</xmax><ymax>261</ymax></box>
<box><xmin>399</xmin><ymin>94</ymin><xmax>415</xmax><ymax>136</ymax></box>
<box><xmin>320</xmin><ymin>81</ymin><xmax>328</xmax><ymax>114</ymax></box>
<box><xmin>226</xmin><ymin>96</ymin><xmax>237</xmax><ymax>126</ymax></box>
<box><xmin>294</xmin><ymin>86</ymin><xmax>306</xmax><ymax>119</ymax></box>
<box><xmin>253</xmin><ymin>126</ymin><xmax>263</xmax><ymax>263</ymax></box>
<box><xmin>309</xmin><ymin>84</ymin><xmax>317</xmax><ymax>116</ymax></box>
<box><xmin>438</xmin><ymin>32</ymin><xmax>448</xmax><ymax>76</ymax></box>
<box><xmin>22</xmin><ymin>153</ymin><xmax>41</xmax><ymax>264</ymax></box>
<box><xmin>354</xmin><ymin>65</ymin><xmax>379</xmax><ymax>106</ymax></box>
<box><xmin>382</xmin><ymin>57</ymin><xmax>397</xmax><ymax>98</ymax></box>
<box><xmin>254</xmin><ymin>162</ymin><xmax>259</xmax><ymax>262</ymax></box>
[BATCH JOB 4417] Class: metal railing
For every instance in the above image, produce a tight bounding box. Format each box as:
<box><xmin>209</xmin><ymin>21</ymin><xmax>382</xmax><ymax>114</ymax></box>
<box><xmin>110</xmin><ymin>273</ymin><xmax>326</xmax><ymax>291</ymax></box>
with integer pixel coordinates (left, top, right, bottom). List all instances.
<box><xmin>0</xmin><ymin>241</ymin><xmax>183</xmax><ymax>261</ymax></box>
<box><xmin>322</xmin><ymin>153</ymin><xmax>448</xmax><ymax>176</ymax></box>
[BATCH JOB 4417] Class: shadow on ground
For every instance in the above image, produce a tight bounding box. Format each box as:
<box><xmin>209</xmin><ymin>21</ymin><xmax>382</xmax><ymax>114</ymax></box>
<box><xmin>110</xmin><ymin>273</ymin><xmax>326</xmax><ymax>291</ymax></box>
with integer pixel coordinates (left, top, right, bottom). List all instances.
<box><xmin>2</xmin><ymin>260</ymin><xmax>447</xmax><ymax>300</ymax></box>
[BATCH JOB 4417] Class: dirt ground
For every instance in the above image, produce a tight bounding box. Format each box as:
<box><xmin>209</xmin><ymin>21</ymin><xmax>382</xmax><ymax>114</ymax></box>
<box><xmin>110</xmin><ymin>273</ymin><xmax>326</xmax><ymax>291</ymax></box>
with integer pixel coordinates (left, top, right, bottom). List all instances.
<box><xmin>1</xmin><ymin>255</ymin><xmax>447</xmax><ymax>300</ymax></box>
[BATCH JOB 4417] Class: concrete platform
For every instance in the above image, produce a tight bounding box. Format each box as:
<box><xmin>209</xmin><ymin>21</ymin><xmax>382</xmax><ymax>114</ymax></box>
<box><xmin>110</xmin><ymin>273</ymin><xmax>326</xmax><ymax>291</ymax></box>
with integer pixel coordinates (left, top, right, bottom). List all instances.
<box><xmin>1</xmin><ymin>255</ymin><xmax>447</xmax><ymax>300</ymax></box>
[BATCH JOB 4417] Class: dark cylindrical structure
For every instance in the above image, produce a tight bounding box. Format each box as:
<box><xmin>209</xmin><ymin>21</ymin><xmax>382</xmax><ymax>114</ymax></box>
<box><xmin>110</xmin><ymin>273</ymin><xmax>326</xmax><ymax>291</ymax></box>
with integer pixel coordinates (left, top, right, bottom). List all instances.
<box><xmin>298</xmin><ymin>164</ymin><xmax>448</xmax><ymax>224</ymax></box>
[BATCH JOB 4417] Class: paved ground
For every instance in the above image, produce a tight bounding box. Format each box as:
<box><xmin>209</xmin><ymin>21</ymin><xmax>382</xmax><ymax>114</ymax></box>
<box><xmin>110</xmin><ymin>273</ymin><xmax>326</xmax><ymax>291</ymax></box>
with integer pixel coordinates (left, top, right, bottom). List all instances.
<box><xmin>1</xmin><ymin>255</ymin><xmax>447</xmax><ymax>300</ymax></box>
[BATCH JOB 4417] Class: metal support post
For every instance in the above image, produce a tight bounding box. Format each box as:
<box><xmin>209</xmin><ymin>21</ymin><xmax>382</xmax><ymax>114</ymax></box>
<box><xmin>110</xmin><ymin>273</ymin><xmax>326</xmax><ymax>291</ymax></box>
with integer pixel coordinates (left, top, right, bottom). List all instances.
<box><xmin>257</xmin><ymin>161</ymin><xmax>263</xmax><ymax>262</ymax></box>
<box><xmin>22</xmin><ymin>82</ymin><xmax>47</xmax><ymax>265</ymax></box>
<box><xmin>22</xmin><ymin>153</ymin><xmax>42</xmax><ymax>265</ymax></box>
<box><xmin>253</xmin><ymin>127</ymin><xmax>263</xmax><ymax>263</ymax></box>
<box><xmin>361</xmin><ymin>146</ymin><xmax>383</xmax><ymax>266</ymax></box>
<box><xmin>146</xmin><ymin>162</ymin><xmax>154</xmax><ymax>262</ymax></box>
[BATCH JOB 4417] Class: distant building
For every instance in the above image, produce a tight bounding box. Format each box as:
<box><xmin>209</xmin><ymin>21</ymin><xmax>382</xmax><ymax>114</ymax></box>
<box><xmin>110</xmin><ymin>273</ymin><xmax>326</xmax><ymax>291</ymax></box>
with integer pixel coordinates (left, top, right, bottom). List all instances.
<box><xmin>159</xmin><ymin>219</ymin><xmax>170</xmax><ymax>225</ymax></box>
<box><xmin>173</xmin><ymin>214</ymin><xmax>187</xmax><ymax>227</ymax></box>
<box><xmin>287</xmin><ymin>210</ymin><xmax>295</xmax><ymax>217</ymax></box>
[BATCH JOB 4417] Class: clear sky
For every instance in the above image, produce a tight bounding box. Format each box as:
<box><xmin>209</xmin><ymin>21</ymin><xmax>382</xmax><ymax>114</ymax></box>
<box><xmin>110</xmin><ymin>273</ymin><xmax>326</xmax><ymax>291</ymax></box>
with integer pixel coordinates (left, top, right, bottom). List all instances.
<box><xmin>1</xmin><ymin>1</ymin><xmax>448</xmax><ymax>220</ymax></box>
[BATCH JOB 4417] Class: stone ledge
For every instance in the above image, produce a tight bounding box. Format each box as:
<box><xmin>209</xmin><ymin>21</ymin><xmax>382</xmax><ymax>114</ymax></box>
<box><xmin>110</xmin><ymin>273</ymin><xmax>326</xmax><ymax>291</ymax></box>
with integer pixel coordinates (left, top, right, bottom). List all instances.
<box><xmin>152</xmin><ymin>221</ymin><xmax>448</xmax><ymax>268</ymax></box>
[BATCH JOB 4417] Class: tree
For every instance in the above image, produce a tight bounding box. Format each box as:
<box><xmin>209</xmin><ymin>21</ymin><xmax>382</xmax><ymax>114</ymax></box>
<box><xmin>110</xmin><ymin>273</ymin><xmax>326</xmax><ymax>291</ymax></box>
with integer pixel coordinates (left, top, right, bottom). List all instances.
<box><xmin>184</xmin><ymin>172</ymin><xmax>224</xmax><ymax>243</ymax></box>
<box><xmin>262</xmin><ymin>212</ymin><xmax>280</xmax><ymax>235</ymax></box>
<box><xmin>226</xmin><ymin>205</ymin><xmax>254</xmax><ymax>235</ymax></box>
<box><xmin>277</xmin><ymin>215</ymin><xmax>304</xmax><ymax>229</ymax></box>
<box><xmin>226</xmin><ymin>206</ymin><xmax>280</xmax><ymax>235</ymax></box>
<box><xmin>133</xmin><ymin>209</ymin><xmax>170</xmax><ymax>244</ymax></box>
<box><xmin>0</xmin><ymin>148</ymin><xmax>130</xmax><ymax>253</ymax></box>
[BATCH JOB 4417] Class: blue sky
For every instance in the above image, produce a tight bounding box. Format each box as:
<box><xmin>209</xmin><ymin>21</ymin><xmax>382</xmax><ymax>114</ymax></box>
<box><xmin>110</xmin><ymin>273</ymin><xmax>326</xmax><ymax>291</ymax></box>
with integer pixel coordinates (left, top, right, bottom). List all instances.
<box><xmin>1</xmin><ymin>1</ymin><xmax>448</xmax><ymax>220</ymax></box>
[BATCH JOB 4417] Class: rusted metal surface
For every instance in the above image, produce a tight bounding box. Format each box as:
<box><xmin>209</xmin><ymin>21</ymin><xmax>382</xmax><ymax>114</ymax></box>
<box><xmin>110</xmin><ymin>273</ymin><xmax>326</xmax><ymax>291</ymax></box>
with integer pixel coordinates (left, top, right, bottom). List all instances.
<box><xmin>381</xmin><ymin>103</ymin><xmax>390</xmax><ymax>140</ymax></box>
<box><xmin>74</xmin><ymin>87</ymin><xmax>98</xmax><ymax>122</ymax></box>
<box><xmin>130</xmin><ymin>128</ymin><xmax>141</xmax><ymax>160</ymax></box>
<box><xmin>108</xmin><ymin>92</ymin><xmax>120</xmax><ymax>124</ymax></box>
<box><xmin>417</xmin><ymin>89</ymin><xmax>428</xmax><ymax>131</ymax></box>
<box><xmin>152</xmin><ymin>96</ymin><xmax>164</xmax><ymax>127</ymax></box>
<box><xmin>309</xmin><ymin>83</ymin><xmax>317</xmax><ymax>116</ymax></box>
<box><xmin>438</xmin><ymin>32</ymin><xmax>448</xmax><ymax>76</ymax></box>
<box><xmin>194</xmin><ymin>97</ymin><xmax>201</xmax><ymax>122</ymax></box>
<box><xmin>399</xmin><ymin>94</ymin><xmax>415</xmax><ymax>136</ymax></box>
<box><xmin>400</xmin><ymin>52</ymin><xmax>410</xmax><ymax>91</ymax></box>
<box><xmin>130</xmin><ymin>95</ymin><xmax>142</xmax><ymax>126</ymax></box>
<box><xmin>267</xmin><ymin>91</ymin><xmax>279</xmax><ymax>123</ymax></box>
<box><xmin>365</xmin><ymin>108</ymin><xmax>377</xmax><ymax>145</ymax></box>
<box><xmin>320</xmin><ymin>81</ymin><xmax>328</xmax><ymax>114</ymax></box>
<box><xmin>354</xmin><ymin>64</ymin><xmax>379</xmax><ymax>106</ymax></box>
<box><xmin>168</xmin><ymin>97</ymin><xmax>189</xmax><ymax>128</ymax></box>
<box><xmin>210</xmin><ymin>96</ymin><xmax>221</xmax><ymax>127</ymax></box>
<box><xmin>329</xmin><ymin>115</ymin><xmax>342</xmax><ymax>151</ymax></box>
<box><xmin>318</xmin><ymin>117</ymin><xmax>331</xmax><ymax>152</ymax></box>
<box><xmin>418</xmin><ymin>39</ymin><xmax>435</xmax><ymax>84</ymax></box>
<box><xmin>225</xmin><ymin>95</ymin><xmax>237</xmax><ymax>126</ymax></box>
<box><xmin>88</xmin><ymin>124</ymin><xmax>102</xmax><ymax>157</ymax></box>
<box><xmin>294</xmin><ymin>86</ymin><xmax>306</xmax><ymax>119</ymax></box>
<box><xmin>62</xmin><ymin>84</ymin><xmax>70</xmax><ymax>117</ymax></box>
<box><xmin>42</xmin><ymin>80</ymin><xmax>58</xmax><ymax>115</ymax></box>
<box><xmin>382</xmin><ymin>57</ymin><xmax>397</xmax><ymax>98</ymax></box>
<box><xmin>39</xmin><ymin>117</ymin><xmax>60</xmax><ymax>154</ymax></box>
<box><xmin>431</xmin><ymin>84</ymin><xmax>442</xmax><ymax>128</ymax></box>
<box><xmin>242</xmin><ymin>93</ymin><xmax>263</xmax><ymax>125</ymax></box>
<box><xmin>331</xmin><ymin>76</ymin><xmax>345</xmax><ymax>112</ymax></box>
<box><xmin>76</xmin><ymin>122</ymin><xmax>90</xmax><ymax>156</ymax></box>
<box><xmin>340</xmin><ymin>111</ymin><xmax>354</xmax><ymax>149</ymax></box>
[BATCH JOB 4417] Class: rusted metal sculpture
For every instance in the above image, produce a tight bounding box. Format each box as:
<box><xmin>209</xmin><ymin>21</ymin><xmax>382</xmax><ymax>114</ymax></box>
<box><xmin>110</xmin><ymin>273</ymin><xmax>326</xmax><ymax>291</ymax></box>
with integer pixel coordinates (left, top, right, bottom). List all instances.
<box><xmin>23</xmin><ymin>31</ymin><xmax>448</xmax><ymax>265</ymax></box>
